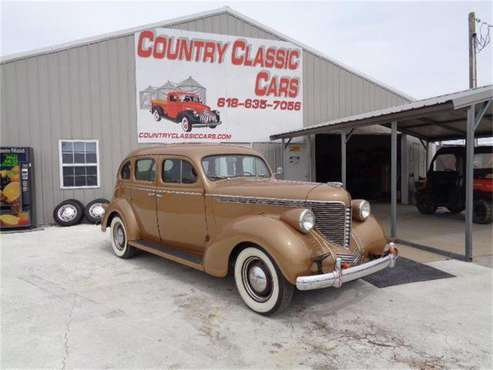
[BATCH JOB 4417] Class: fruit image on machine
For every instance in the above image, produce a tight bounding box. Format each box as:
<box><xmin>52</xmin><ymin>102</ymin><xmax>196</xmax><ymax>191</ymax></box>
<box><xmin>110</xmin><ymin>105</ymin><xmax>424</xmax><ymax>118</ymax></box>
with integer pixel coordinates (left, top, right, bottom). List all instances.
<box><xmin>0</xmin><ymin>147</ymin><xmax>34</xmax><ymax>230</ymax></box>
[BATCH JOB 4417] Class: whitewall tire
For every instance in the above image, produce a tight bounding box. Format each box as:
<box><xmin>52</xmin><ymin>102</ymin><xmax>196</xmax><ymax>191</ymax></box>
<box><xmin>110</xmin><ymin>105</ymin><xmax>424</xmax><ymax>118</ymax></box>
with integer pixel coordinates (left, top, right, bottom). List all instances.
<box><xmin>234</xmin><ymin>247</ymin><xmax>294</xmax><ymax>315</ymax></box>
<box><xmin>110</xmin><ymin>216</ymin><xmax>135</xmax><ymax>259</ymax></box>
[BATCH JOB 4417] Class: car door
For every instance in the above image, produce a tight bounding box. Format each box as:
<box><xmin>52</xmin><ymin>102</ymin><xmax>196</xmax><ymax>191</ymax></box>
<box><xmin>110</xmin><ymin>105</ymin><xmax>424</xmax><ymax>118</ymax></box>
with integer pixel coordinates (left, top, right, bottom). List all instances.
<box><xmin>167</xmin><ymin>94</ymin><xmax>180</xmax><ymax>118</ymax></box>
<box><xmin>131</xmin><ymin>156</ymin><xmax>160</xmax><ymax>242</ymax></box>
<box><xmin>156</xmin><ymin>156</ymin><xmax>208</xmax><ymax>256</ymax></box>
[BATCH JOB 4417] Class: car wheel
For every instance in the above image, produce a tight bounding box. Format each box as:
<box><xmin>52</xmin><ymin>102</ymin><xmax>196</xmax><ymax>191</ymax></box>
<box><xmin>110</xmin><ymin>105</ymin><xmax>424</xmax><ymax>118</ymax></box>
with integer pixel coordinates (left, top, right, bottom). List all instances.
<box><xmin>473</xmin><ymin>199</ymin><xmax>492</xmax><ymax>224</ymax></box>
<box><xmin>416</xmin><ymin>192</ymin><xmax>436</xmax><ymax>215</ymax></box>
<box><xmin>153</xmin><ymin>108</ymin><xmax>162</xmax><ymax>121</ymax></box>
<box><xmin>234</xmin><ymin>247</ymin><xmax>294</xmax><ymax>315</ymax></box>
<box><xmin>53</xmin><ymin>199</ymin><xmax>84</xmax><ymax>226</ymax></box>
<box><xmin>110</xmin><ymin>216</ymin><xmax>136</xmax><ymax>258</ymax></box>
<box><xmin>84</xmin><ymin>198</ymin><xmax>110</xmax><ymax>224</ymax></box>
<box><xmin>181</xmin><ymin>115</ymin><xmax>192</xmax><ymax>132</ymax></box>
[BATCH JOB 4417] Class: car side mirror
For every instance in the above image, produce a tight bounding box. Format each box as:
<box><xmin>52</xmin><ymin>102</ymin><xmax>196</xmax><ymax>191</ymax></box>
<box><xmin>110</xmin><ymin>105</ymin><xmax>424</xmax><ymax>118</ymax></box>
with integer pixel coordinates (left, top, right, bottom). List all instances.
<box><xmin>275</xmin><ymin>166</ymin><xmax>283</xmax><ymax>178</ymax></box>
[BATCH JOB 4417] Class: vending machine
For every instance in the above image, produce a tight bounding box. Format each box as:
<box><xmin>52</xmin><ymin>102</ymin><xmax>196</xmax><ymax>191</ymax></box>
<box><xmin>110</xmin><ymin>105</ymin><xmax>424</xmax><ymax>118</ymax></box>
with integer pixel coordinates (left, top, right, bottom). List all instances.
<box><xmin>0</xmin><ymin>147</ymin><xmax>35</xmax><ymax>230</ymax></box>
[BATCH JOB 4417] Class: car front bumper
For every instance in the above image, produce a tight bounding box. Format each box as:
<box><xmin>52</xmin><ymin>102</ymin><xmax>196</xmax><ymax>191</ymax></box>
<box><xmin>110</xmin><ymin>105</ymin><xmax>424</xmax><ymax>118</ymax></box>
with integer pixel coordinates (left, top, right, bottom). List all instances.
<box><xmin>296</xmin><ymin>245</ymin><xmax>398</xmax><ymax>291</ymax></box>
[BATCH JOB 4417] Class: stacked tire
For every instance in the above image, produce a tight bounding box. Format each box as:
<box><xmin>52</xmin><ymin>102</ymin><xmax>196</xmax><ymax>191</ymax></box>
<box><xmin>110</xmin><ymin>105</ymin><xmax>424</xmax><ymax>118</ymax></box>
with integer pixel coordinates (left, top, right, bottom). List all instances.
<box><xmin>53</xmin><ymin>198</ymin><xmax>109</xmax><ymax>226</ymax></box>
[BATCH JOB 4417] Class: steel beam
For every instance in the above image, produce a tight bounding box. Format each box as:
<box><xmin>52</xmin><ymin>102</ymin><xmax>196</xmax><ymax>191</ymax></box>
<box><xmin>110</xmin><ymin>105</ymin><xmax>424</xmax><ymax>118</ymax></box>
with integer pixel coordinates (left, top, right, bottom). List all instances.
<box><xmin>281</xmin><ymin>138</ymin><xmax>285</xmax><ymax>179</ymax></box>
<box><xmin>391</xmin><ymin>121</ymin><xmax>398</xmax><ymax>238</ymax></box>
<box><xmin>474</xmin><ymin>100</ymin><xmax>492</xmax><ymax>130</ymax></box>
<box><xmin>401</xmin><ymin>134</ymin><xmax>409</xmax><ymax>205</ymax></box>
<box><xmin>465</xmin><ymin>106</ymin><xmax>475</xmax><ymax>261</ymax></box>
<box><xmin>341</xmin><ymin>131</ymin><xmax>347</xmax><ymax>187</ymax></box>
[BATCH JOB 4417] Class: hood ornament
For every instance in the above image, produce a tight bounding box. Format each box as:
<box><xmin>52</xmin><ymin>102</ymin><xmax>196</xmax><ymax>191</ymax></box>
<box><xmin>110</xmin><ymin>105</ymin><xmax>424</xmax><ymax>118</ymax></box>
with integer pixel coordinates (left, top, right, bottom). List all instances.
<box><xmin>327</xmin><ymin>182</ymin><xmax>344</xmax><ymax>188</ymax></box>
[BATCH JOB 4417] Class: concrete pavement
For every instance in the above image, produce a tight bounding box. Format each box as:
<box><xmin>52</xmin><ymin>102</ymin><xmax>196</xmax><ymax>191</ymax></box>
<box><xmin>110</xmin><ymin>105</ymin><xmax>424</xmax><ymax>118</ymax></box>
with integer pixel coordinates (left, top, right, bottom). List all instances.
<box><xmin>1</xmin><ymin>224</ymin><xmax>492</xmax><ymax>369</ymax></box>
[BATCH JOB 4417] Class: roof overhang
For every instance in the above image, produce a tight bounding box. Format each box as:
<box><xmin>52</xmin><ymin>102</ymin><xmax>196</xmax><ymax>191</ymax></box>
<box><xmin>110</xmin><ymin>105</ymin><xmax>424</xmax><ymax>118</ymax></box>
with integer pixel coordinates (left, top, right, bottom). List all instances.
<box><xmin>270</xmin><ymin>85</ymin><xmax>493</xmax><ymax>142</ymax></box>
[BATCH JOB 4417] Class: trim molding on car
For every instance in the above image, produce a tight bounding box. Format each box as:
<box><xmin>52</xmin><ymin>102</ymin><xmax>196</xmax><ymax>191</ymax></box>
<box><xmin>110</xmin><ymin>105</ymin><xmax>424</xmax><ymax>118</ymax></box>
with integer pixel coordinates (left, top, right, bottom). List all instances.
<box><xmin>207</xmin><ymin>193</ymin><xmax>346</xmax><ymax>206</ymax></box>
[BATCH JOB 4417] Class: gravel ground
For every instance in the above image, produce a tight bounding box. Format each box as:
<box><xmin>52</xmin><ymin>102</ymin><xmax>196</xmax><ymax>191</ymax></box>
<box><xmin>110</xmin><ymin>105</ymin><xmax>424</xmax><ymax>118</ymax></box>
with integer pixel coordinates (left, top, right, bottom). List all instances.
<box><xmin>2</xmin><ymin>224</ymin><xmax>492</xmax><ymax>369</ymax></box>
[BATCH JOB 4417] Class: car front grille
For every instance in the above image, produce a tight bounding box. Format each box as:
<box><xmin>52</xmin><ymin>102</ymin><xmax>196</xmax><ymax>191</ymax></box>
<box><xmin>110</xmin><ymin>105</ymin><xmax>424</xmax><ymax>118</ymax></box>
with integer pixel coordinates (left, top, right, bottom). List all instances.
<box><xmin>200</xmin><ymin>111</ymin><xmax>218</xmax><ymax>124</ymax></box>
<box><xmin>308</xmin><ymin>201</ymin><xmax>351</xmax><ymax>248</ymax></box>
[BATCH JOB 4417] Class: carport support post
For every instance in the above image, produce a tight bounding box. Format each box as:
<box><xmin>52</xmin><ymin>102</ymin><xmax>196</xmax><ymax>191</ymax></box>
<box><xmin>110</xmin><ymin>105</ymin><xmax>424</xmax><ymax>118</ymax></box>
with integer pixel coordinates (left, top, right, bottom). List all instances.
<box><xmin>391</xmin><ymin>121</ymin><xmax>398</xmax><ymax>239</ymax></box>
<box><xmin>341</xmin><ymin>131</ymin><xmax>347</xmax><ymax>187</ymax></box>
<box><xmin>465</xmin><ymin>105</ymin><xmax>475</xmax><ymax>261</ymax></box>
<box><xmin>281</xmin><ymin>138</ymin><xmax>285</xmax><ymax>179</ymax></box>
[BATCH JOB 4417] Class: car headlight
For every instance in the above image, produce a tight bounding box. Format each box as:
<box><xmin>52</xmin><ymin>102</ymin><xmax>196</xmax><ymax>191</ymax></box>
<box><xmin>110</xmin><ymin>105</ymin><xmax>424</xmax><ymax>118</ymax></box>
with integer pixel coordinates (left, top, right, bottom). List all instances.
<box><xmin>352</xmin><ymin>199</ymin><xmax>371</xmax><ymax>221</ymax></box>
<box><xmin>299</xmin><ymin>209</ymin><xmax>316</xmax><ymax>233</ymax></box>
<box><xmin>281</xmin><ymin>208</ymin><xmax>316</xmax><ymax>234</ymax></box>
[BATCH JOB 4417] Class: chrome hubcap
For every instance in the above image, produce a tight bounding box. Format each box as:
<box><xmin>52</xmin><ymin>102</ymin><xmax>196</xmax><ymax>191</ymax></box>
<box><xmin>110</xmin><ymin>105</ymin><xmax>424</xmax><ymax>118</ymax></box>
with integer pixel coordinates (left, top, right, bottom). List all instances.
<box><xmin>242</xmin><ymin>257</ymin><xmax>272</xmax><ymax>302</ymax></box>
<box><xmin>248</xmin><ymin>265</ymin><xmax>268</xmax><ymax>293</ymax></box>
<box><xmin>113</xmin><ymin>224</ymin><xmax>125</xmax><ymax>251</ymax></box>
<box><xmin>58</xmin><ymin>205</ymin><xmax>77</xmax><ymax>222</ymax></box>
<box><xmin>89</xmin><ymin>204</ymin><xmax>105</xmax><ymax>219</ymax></box>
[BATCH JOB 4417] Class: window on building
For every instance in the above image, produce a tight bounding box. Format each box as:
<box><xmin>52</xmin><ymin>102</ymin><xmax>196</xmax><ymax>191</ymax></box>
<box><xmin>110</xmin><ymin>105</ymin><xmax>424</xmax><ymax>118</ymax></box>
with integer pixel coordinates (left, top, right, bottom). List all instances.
<box><xmin>120</xmin><ymin>161</ymin><xmax>131</xmax><ymax>180</ymax></box>
<box><xmin>59</xmin><ymin>140</ymin><xmax>99</xmax><ymax>188</ymax></box>
<box><xmin>162</xmin><ymin>159</ymin><xmax>197</xmax><ymax>184</ymax></box>
<box><xmin>135</xmin><ymin>158</ymin><xmax>156</xmax><ymax>182</ymax></box>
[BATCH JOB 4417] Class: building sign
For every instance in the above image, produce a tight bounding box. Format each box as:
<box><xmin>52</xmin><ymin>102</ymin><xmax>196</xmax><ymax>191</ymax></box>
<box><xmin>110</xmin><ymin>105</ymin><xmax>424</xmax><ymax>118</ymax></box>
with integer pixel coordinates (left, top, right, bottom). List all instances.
<box><xmin>135</xmin><ymin>28</ymin><xmax>303</xmax><ymax>143</ymax></box>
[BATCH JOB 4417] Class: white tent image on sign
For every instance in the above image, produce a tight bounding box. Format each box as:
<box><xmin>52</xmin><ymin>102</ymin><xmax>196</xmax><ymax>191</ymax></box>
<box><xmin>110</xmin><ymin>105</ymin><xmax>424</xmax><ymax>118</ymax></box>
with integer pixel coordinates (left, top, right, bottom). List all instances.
<box><xmin>157</xmin><ymin>80</ymin><xmax>177</xmax><ymax>100</ymax></box>
<box><xmin>177</xmin><ymin>76</ymin><xmax>206</xmax><ymax>103</ymax></box>
<box><xmin>139</xmin><ymin>85</ymin><xmax>158</xmax><ymax>109</ymax></box>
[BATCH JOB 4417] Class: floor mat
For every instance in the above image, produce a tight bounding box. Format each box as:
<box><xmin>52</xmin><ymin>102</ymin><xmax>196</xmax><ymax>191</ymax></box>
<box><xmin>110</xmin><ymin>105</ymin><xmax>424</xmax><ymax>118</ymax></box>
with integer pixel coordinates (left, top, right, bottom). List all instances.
<box><xmin>362</xmin><ymin>257</ymin><xmax>455</xmax><ymax>288</ymax></box>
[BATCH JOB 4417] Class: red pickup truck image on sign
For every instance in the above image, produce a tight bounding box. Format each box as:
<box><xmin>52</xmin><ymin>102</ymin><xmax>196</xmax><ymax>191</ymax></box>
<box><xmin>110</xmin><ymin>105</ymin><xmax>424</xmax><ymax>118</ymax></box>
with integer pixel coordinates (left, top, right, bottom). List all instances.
<box><xmin>151</xmin><ymin>91</ymin><xmax>221</xmax><ymax>132</ymax></box>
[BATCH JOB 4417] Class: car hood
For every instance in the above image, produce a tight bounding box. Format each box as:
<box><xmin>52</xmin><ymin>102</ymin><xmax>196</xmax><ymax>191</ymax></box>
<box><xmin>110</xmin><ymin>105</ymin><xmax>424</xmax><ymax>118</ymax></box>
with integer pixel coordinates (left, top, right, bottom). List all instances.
<box><xmin>184</xmin><ymin>102</ymin><xmax>212</xmax><ymax>112</ymax></box>
<box><xmin>208</xmin><ymin>178</ymin><xmax>350</xmax><ymax>205</ymax></box>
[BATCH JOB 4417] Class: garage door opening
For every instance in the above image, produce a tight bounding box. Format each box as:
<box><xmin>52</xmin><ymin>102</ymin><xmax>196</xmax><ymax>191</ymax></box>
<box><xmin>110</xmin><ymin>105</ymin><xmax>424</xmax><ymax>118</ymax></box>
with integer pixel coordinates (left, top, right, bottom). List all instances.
<box><xmin>315</xmin><ymin>134</ymin><xmax>401</xmax><ymax>201</ymax></box>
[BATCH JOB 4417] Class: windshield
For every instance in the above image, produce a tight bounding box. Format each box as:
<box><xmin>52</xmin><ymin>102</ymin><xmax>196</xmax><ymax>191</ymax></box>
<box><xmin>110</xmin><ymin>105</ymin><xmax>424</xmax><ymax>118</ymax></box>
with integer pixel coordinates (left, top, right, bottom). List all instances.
<box><xmin>474</xmin><ymin>153</ymin><xmax>493</xmax><ymax>169</ymax></box>
<box><xmin>202</xmin><ymin>155</ymin><xmax>271</xmax><ymax>180</ymax></box>
<box><xmin>474</xmin><ymin>152</ymin><xmax>493</xmax><ymax>178</ymax></box>
<box><xmin>184</xmin><ymin>95</ymin><xmax>200</xmax><ymax>103</ymax></box>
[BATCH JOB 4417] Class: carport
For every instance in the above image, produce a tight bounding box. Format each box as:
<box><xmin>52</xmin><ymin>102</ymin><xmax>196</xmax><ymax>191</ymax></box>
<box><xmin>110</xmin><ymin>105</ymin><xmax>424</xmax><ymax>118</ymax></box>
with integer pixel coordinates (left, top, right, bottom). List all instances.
<box><xmin>271</xmin><ymin>86</ymin><xmax>493</xmax><ymax>261</ymax></box>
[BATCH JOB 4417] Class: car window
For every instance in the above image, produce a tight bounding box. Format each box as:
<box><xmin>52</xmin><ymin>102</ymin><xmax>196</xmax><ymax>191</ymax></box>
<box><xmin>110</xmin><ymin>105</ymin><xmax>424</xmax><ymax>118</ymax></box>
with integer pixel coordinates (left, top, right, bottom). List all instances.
<box><xmin>120</xmin><ymin>161</ymin><xmax>131</xmax><ymax>180</ymax></box>
<box><xmin>182</xmin><ymin>161</ymin><xmax>197</xmax><ymax>184</ymax></box>
<box><xmin>202</xmin><ymin>155</ymin><xmax>271</xmax><ymax>180</ymax></box>
<box><xmin>163</xmin><ymin>159</ymin><xmax>181</xmax><ymax>183</ymax></box>
<box><xmin>433</xmin><ymin>154</ymin><xmax>457</xmax><ymax>172</ymax></box>
<box><xmin>162</xmin><ymin>159</ymin><xmax>197</xmax><ymax>184</ymax></box>
<box><xmin>474</xmin><ymin>153</ymin><xmax>493</xmax><ymax>169</ymax></box>
<box><xmin>135</xmin><ymin>158</ymin><xmax>156</xmax><ymax>181</ymax></box>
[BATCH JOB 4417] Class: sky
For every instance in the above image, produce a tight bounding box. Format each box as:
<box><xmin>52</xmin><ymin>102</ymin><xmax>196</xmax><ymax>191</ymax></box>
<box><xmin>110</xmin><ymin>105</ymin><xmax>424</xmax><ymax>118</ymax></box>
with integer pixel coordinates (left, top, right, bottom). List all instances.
<box><xmin>1</xmin><ymin>0</ymin><xmax>492</xmax><ymax>100</ymax></box>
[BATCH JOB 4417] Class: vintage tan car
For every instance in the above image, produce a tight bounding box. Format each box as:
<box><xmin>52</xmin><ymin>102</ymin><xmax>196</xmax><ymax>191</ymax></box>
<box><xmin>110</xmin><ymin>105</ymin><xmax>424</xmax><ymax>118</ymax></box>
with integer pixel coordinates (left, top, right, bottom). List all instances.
<box><xmin>101</xmin><ymin>144</ymin><xmax>398</xmax><ymax>314</ymax></box>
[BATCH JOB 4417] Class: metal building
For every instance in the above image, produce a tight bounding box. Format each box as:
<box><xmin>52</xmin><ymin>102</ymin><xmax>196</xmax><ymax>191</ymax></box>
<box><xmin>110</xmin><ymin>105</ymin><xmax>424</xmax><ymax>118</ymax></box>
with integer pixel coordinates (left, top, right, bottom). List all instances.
<box><xmin>0</xmin><ymin>7</ymin><xmax>412</xmax><ymax>225</ymax></box>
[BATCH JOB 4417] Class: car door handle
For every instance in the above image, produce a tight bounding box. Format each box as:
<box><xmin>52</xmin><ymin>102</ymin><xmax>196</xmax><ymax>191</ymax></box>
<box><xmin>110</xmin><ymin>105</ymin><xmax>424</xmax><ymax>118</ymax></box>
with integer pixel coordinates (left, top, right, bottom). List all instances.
<box><xmin>155</xmin><ymin>193</ymin><xmax>163</xmax><ymax>198</ymax></box>
<box><xmin>147</xmin><ymin>192</ymin><xmax>155</xmax><ymax>197</ymax></box>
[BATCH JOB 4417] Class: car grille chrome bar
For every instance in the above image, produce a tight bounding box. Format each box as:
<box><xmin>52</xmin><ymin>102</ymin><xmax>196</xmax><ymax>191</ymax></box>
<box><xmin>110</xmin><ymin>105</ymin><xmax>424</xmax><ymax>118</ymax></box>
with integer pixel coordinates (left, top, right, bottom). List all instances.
<box><xmin>200</xmin><ymin>111</ymin><xmax>218</xmax><ymax>124</ymax></box>
<box><xmin>307</xmin><ymin>201</ymin><xmax>351</xmax><ymax>248</ymax></box>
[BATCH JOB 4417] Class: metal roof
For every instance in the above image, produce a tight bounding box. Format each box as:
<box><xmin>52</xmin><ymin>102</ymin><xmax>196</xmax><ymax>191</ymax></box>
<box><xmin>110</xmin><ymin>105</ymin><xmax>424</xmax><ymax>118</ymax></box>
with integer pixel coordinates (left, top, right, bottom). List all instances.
<box><xmin>270</xmin><ymin>85</ymin><xmax>493</xmax><ymax>142</ymax></box>
<box><xmin>0</xmin><ymin>6</ymin><xmax>413</xmax><ymax>101</ymax></box>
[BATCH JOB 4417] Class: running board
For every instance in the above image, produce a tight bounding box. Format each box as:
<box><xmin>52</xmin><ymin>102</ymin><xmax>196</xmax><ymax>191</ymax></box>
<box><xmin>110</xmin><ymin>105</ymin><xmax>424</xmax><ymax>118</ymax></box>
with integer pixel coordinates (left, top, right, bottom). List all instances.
<box><xmin>130</xmin><ymin>240</ymin><xmax>204</xmax><ymax>271</ymax></box>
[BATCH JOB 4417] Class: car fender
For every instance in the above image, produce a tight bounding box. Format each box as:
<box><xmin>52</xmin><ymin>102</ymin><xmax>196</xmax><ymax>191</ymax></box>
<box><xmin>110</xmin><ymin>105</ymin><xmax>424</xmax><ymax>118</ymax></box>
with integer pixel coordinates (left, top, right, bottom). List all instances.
<box><xmin>351</xmin><ymin>215</ymin><xmax>388</xmax><ymax>256</ymax></box>
<box><xmin>100</xmin><ymin>198</ymin><xmax>140</xmax><ymax>241</ymax></box>
<box><xmin>203</xmin><ymin>214</ymin><xmax>318</xmax><ymax>284</ymax></box>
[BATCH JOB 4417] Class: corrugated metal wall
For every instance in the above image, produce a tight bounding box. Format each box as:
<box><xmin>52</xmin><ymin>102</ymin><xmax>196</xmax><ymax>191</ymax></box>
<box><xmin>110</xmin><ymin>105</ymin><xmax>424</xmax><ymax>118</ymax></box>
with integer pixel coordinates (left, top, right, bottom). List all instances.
<box><xmin>0</xmin><ymin>11</ymin><xmax>409</xmax><ymax>224</ymax></box>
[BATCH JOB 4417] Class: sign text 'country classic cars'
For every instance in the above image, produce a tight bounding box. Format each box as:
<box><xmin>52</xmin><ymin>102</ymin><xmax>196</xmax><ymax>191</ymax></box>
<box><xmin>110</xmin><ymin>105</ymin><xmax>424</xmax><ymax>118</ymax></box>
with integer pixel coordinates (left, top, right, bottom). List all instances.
<box><xmin>135</xmin><ymin>29</ymin><xmax>303</xmax><ymax>143</ymax></box>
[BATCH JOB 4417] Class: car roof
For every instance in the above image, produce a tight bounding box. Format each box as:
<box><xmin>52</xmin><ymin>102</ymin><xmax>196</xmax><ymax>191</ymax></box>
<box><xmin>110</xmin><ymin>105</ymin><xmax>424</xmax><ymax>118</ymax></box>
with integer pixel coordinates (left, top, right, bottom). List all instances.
<box><xmin>127</xmin><ymin>144</ymin><xmax>263</xmax><ymax>162</ymax></box>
